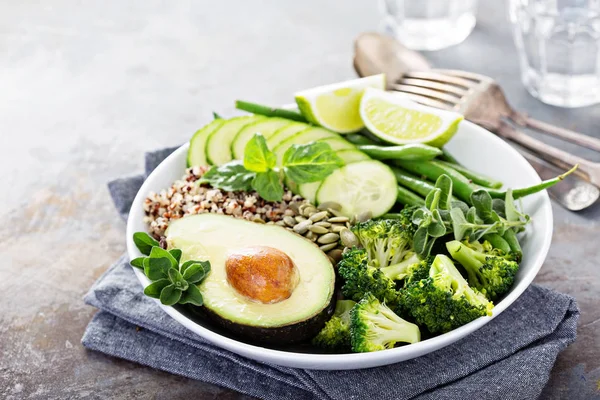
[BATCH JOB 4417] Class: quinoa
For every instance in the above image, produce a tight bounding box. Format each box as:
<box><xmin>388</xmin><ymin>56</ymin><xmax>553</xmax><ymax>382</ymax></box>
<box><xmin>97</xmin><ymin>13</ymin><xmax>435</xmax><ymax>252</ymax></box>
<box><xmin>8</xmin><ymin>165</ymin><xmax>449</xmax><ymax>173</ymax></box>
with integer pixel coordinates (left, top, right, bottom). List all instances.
<box><xmin>143</xmin><ymin>166</ymin><xmax>307</xmax><ymax>240</ymax></box>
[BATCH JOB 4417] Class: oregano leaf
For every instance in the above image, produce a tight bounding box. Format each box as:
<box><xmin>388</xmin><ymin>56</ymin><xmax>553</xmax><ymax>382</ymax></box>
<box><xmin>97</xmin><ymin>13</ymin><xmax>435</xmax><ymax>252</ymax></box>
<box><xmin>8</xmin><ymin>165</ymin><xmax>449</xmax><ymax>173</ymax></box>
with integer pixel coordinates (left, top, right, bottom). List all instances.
<box><xmin>169</xmin><ymin>249</ymin><xmax>182</xmax><ymax>264</ymax></box>
<box><xmin>160</xmin><ymin>284</ymin><xmax>182</xmax><ymax>306</ymax></box>
<box><xmin>130</xmin><ymin>257</ymin><xmax>146</xmax><ymax>269</ymax></box>
<box><xmin>150</xmin><ymin>247</ymin><xmax>178</xmax><ymax>268</ymax></box>
<box><xmin>182</xmin><ymin>261</ymin><xmax>211</xmax><ymax>284</ymax></box>
<box><xmin>144</xmin><ymin>257</ymin><xmax>172</xmax><ymax>280</ymax></box>
<box><xmin>144</xmin><ymin>279</ymin><xmax>171</xmax><ymax>298</ymax></box>
<box><xmin>179</xmin><ymin>284</ymin><xmax>204</xmax><ymax>306</ymax></box>
<box><xmin>133</xmin><ymin>232</ymin><xmax>160</xmax><ymax>255</ymax></box>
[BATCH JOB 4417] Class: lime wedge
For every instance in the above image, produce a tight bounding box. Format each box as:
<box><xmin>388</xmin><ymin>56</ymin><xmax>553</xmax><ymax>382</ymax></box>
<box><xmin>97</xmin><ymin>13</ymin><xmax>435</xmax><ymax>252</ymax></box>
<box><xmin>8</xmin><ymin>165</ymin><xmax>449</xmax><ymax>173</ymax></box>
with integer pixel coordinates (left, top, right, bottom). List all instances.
<box><xmin>295</xmin><ymin>74</ymin><xmax>386</xmax><ymax>133</ymax></box>
<box><xmin>360</xmin><ymin>88</ymin><xmax>463</xmax><ymax>147</ymax></box>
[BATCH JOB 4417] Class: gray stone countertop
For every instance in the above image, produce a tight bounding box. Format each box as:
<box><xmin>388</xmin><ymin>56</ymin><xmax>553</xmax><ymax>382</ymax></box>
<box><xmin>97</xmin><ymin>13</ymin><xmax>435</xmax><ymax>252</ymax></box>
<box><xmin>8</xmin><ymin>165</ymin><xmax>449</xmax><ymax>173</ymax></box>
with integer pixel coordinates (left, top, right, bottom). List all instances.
<box><xmin>1</xmin><ymin>1</ymin><xmax>598</xmax><ymax>399</ymax></box>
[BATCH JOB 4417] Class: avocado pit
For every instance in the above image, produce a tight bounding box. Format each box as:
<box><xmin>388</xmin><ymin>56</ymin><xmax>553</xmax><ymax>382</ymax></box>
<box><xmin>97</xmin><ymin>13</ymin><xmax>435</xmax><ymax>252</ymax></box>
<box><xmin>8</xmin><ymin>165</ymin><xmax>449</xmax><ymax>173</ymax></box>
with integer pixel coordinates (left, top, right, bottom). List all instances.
<box><xmin>225</xmin><ymin>246</ymin><xmax>299</xmax><ymax>304</ymax></box>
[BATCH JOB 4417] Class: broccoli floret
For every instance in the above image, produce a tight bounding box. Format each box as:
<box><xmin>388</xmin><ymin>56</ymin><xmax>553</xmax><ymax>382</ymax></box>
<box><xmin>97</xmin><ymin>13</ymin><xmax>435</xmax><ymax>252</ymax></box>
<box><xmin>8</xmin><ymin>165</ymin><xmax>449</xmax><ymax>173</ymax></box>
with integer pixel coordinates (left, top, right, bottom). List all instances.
<box><xmin>351</xmin><ymin>219</ymin><xmax>414</xmax><ymax>269</ymax></box>
<box><xmin>380</xmin><ymin>253</ymin><xmax>422</xmax><ymax>281</ymax></box>
<box><xmin>446</xmin><ymin>240</ymin><xmax>519</xmax><ymax>301</ymax></box>
<box><xmin>338</xmin><ymin>248</ymin><xmax>400</xmax><ymax>306</ymax></box>
<box><xmin>312</xmin><ymin>300</ymin><xmax>356</xmax><ymax>352</ymax></box>
<box><xmin>401</xmin><ymin>255</ymin><xmax>493</xmax><ymax>334</ymax></box>
<box><xmin>350</xmin><ymin>293</ymin><xmax>421</xmax><ymax>352</ymax></box>
<box><xmin>403</xmin><ymin>256</ymin><xmax>434</xmax><ymax>286</ymax></box>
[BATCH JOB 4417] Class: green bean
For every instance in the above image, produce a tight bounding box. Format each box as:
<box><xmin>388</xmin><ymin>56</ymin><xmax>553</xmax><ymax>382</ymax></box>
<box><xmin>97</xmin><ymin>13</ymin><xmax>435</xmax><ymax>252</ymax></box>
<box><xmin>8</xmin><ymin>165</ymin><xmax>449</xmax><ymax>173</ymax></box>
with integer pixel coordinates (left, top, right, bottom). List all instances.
<box><xmin>487</xmin><ymin>165</ymin><xmax>578</xmax><ymax>200</ymax></box>
<box><xmin>394</xmin><ymin>160</ymin><xmax>475</xmax><ymax>203</ymax></box>
<box><xmin>438</xmin><ymin>160</ymin><xmax>503</xmax><ymax>189</ymax></box>
<box><xmin>482</xmin><ymin>233</ymin><xmax>512</xmax><ymax>254</ymax></box>
<box><xmin>391</xmin><ymin>167</ymin><xmax>436</xmax><ymax>197</ymax></box>
<box><xmin>502</xmin><ymin>230</ymin><xmax>523</xmax><ymax>261</ymax></box>
<box><xmin>439</xmin><ymin>148</ymin><xmax>461</xmax><ymax>164</ymax></box>
<box><xmin>358</xmin><ymin>144</ymin><xmax>442</xmax><ymax>161</ymax></box>
<box><xmin>235</xmin><ymin>100</ymin><xmax>308</xmax><ymax>122</ymax></box>
<box><xmin>396</xmin><ymin>186</ymin><xmax>426</xmax><ymax>207</ymax></box>
<box><xmin>345</xmin><ymin>133</ymin><xmax>379</xmax><ymax>146</ymax></box>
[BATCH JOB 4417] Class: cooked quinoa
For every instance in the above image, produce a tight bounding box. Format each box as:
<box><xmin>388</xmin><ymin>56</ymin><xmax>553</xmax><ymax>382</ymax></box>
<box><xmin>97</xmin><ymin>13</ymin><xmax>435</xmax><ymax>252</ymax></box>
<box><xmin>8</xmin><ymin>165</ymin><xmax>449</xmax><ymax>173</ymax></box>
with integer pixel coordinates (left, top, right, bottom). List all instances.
<box><xmin>143</xmin><ymin>166</ymin><xmax>307</xmax><ymax>240</ymax></box>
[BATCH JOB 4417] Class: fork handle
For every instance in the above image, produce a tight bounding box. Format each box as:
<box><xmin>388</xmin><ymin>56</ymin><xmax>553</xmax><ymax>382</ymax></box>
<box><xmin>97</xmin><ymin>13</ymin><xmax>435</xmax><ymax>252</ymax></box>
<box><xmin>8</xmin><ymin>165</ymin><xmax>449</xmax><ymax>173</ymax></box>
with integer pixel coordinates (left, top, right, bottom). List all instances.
<box><xmin>496</xmin><ymin>121</ymin><xmax>599</xmax><ymax>185</ymax></box>
<box><xmin>509</xmin><ymin>112</ymin><xmax>600</xmax><ymax>152</ymax></box>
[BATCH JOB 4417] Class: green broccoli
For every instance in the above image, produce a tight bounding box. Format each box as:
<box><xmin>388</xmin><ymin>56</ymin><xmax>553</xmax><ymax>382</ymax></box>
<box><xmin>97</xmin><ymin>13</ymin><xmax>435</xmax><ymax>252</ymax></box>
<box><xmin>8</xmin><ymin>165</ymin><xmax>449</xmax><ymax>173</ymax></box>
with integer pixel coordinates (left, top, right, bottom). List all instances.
<box><xmin>401</xmin><ymin>254</ymin><xmax>493</xmax><ymax>334</ymax></box>
<box><xmin>380</xmin><ymin>253</ymin><xmax>422</xmax><ymax>281</ymax></box>
<box><xmin>403</xmin><ymin>256</ymin><xmax>434</xmax><ymax>286</ymax></box>
<box><xmin>350</xmin><ymin>293</ymin><xmax>421</xmax><ymax>353</ymax></box>
<box><xmin>446</xmin><ymin>240</ymin><xmax>519</xmax><ymax>301</ymax></box>
<box><xmin>351</xmin><ymin>219</ymin><xmax>414</xmax><ymax>269</ymax></box>
<box><xmin>338</xmin><ymin>248</ymin><xmax>400</xmax><ymax>306</ymax></box>
<box><xmin>312</xmin><ymin>300</ymin><xmax>356</xmax><ymax>352</ymax></box>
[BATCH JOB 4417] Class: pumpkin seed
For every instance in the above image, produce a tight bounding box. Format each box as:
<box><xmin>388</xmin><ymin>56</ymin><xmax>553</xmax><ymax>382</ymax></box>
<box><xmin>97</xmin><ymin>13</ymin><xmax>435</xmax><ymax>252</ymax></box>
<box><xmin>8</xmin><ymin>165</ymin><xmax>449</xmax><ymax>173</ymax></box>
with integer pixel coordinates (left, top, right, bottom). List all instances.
<box><xmin>331</xmin><ymin>224</ymin><xmax>346</xmax><ymax>233</ymax></box>
<box><xmin>275</xmin><ymin>220</ymin><xmax>286</xmax><ymax>226</ymax></box>
<box><xmin>308</xmin><ymin>225</ymin><xmax>329</xmax><ymax>235</ymax></box>
<box><xmin>357</xmin><ymin>211</ymin><xmax>373</xmax><ymax>223</ymax></box>
<box><xmin>252</xmin><ymin>216</ymin><xmax>265</xmax><ymax>224</ymax></box>
<box><xmin>340</xmin><ymin>228</ymin><xmax>359</xmax><ymax>248</ymax></box>
<box><xmin>320</xmin><ymin>243</ymin><xmax>338</xmax><ymax>252</ymax></box>
<box><xmin>314</xmin><ymin>221</ymin><xmax>332</xmax><ymax>228</ymax></box>
<box><xmin>305</xmin><ymin>231</ymin><xmax>317</xmax><ymax>241</ymax></box>
<box><xmin>318</xmin><ymin>201</ymin><xmax>342</xmax><ymax>211</ymax></box>
<box><xmin>293</xmin><ymin>220</ymin><xmax>312</xmax><ymax>234</ymax></box>
<box><xmin>327</xmin><ymin>249</ymin><xmax>343</xmax><ymax>263</ymax></box>
<box><xmin>295</xmin><ymin>215</ymin><xmax>307</xmax><ymax>223</ymax></box>
<box><xmin>283</xmin><ymin>216</ymin><xmax>296</xmax><ymax>227</ymax></box>
<box><xmin>328</xmin><ymin>216</ymin><xmax>349</xmax><ymax>223</ymax></box>
<box><xmin>303</xmin><ymin>206</ymin><xmax>318</xmax><ymax>217</ymax></box>
<box><xmin>317</xmin><ymin>232</ymin><xmax>340</xmax><ymax>244</ymax></box>
<box><xmin>309</xmin><ymin>211</ymin><xmax>328</xmax><ymax>222</ymax></box>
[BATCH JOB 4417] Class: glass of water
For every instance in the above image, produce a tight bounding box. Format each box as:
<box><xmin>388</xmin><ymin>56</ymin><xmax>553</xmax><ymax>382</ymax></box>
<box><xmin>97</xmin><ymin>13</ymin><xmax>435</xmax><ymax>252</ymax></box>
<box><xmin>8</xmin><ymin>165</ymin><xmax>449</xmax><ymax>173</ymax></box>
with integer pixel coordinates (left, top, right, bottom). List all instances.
<box><xmin>380</xmin><ymin>0</ymin><xmax>478</xmax><ymax>51</ymax></box>
<box><xmin>509</xmin><ymin>0</ymin><xmax>600</xmax><ymax>107</ymax></box>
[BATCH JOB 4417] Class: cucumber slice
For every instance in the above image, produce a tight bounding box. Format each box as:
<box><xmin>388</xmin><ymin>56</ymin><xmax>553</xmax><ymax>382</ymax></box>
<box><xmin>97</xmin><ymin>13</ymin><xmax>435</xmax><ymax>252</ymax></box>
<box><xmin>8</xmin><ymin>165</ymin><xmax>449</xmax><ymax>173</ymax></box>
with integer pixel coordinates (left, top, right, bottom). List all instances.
<box><xmin>336</xmin><ymin>149</ymin><xmax>371</xmax><ymax>163</ymax></box>
<box><xmin>187</xmin><ymin>119</ymin><xmax>226</xmax><ymax>167</ymax></box>
<box><xmin>267</xmin><ymin>122</ymin><xmax>310</xmax><ymax>149</ymax></box>
<box><xmin>316</xmin><ymin>160</ymin><xmax>397</xmax><ymax>218</ymax></box>
<box><xmin>319</xmin><ymin>137</ymin><xmax>356</xmax><ymax>152</ymax></box>
<box><xmin>298</xmin><ymin>181</ymin><xmax>321</xmax><ymax>203</ymax></box>
<box><xmin>231</xmin><ymin>118</ymin><xmax>292</xmax><ymax>160</ymax></box>
<box><xmin>206</xmin><ymin>115</ymin><xmax>265</xmax><ymax>165</ymax></box>
<box><xmin>273</xmin><ymin>127</ymin><xmax>340</xmax><ymax>165</ymax></box>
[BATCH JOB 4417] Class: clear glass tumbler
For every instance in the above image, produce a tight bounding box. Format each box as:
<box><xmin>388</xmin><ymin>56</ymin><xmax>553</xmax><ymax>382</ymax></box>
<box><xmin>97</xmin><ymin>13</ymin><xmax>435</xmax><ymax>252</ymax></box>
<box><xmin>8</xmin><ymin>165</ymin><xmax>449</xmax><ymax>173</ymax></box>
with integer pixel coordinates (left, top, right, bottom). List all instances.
<box><xmin>380</xmin><ymin>0</ymin><xmax>478</xmax><ymax>51</ymax></box>
<box><xmin>509</xmin><ymin>0</ymin><xmax>600</xmax><ymax>108</ymax></box>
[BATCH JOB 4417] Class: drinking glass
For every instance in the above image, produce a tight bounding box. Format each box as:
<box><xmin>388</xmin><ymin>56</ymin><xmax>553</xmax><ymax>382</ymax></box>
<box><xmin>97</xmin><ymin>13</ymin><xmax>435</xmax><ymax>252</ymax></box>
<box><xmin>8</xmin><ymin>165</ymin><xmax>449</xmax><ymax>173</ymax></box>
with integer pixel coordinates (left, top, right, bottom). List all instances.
<box><xmin>509</xmin><ymin>0</ymin><xmax>600</xmax><ymax>108</ymax></box>
<box><xmin>380</xmin><ymin>0</ymin><xmax>478</xmax><ymax>51</ymax></box>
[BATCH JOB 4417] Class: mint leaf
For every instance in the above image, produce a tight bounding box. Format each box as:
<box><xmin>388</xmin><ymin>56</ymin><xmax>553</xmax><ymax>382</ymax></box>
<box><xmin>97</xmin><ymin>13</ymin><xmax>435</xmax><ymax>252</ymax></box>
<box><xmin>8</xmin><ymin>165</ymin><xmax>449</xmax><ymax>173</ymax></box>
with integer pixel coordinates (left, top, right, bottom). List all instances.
<box><xmin>199</xmin><ymin>161</ymin><xmax>255</xmax><ymax>192</ymax></box>
<box><xmin>282</xmin><ymin>142</ymin><xmax>344</xmax><ymax>184</ymax></box>
<box><xmin>244</xmin><ymin>133</ymin><xmax>276</xmax><ymax>173</ymax></box>
<box><xmin>182</xmin><ymin>261</ymin><xmax>211</xmax><ymax>283</ymax></box>
<box><xmin>143</xmin><ymin>279</ymin><xmax>171</xmax><ymax>298</ymax></box>
<box><xmin>150</xmin><ymin>247</ymin><xmax>178</xmax><ymax>268</ymax></box>
<box><xmin>252</xmin><ymin>170</ymin><xmax>284</xmax><ymax>201</ymax></box>
<box><xmin>133</xmin><ymin>232</ymin><xmax>160</xmax><ymax>255</ymax></box>
<box><xmin>130</xmin><ymin>257</ymin><xmax>146</xmax><ymax>269</ymax></box>
<box><xmin>179</xmin><ymin>284</ymin><xmax>204</xmax><ymax>306</ymax></box>
<box><xmin>160</xmin><ymin>284</ymin><xmax>182</xmax><ymax>306</ymax></box>
<box><xmin>144</xmin><ymin>257</ymin><xmax>172</xmax><ymax>280</ymax></box>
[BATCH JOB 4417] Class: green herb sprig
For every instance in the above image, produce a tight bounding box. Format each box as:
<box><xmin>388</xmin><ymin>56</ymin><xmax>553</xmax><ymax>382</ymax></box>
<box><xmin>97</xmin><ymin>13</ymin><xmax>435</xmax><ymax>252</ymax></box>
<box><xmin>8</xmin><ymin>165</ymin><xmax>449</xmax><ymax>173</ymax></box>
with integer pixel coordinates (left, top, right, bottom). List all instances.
<box><xmin>131</xmin><ymin>232</ymin><xmax>210</xmax><ymax>306</ymax></box>
<box><xmin>199</xmin><ymin>133</ymin><xmax>344</xmax><ymax>201</ymax></box>
<box><xmin>412</xmin><ymin>175</ymin><xmax>530</xmax><ymax>257</ymax></box>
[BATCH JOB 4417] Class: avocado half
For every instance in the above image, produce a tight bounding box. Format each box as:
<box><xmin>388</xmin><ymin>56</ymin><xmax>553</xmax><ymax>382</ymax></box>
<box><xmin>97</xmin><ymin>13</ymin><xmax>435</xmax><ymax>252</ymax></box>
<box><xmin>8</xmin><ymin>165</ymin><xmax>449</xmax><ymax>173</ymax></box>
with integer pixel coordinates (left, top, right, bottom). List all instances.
<box><xmin>165</xmin><ymin>214</ymin><xmax>336</xmax><ymax>344</ymax></box>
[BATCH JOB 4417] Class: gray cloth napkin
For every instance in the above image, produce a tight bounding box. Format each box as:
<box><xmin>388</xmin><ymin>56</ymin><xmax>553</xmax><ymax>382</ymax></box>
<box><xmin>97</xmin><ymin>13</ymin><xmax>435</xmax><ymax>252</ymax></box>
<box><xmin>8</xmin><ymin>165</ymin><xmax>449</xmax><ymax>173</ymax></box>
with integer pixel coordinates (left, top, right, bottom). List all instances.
<box><xmin>82</xmin><ymin>147</ymin><xmax>580</xmax><ymax>400</ymax></box>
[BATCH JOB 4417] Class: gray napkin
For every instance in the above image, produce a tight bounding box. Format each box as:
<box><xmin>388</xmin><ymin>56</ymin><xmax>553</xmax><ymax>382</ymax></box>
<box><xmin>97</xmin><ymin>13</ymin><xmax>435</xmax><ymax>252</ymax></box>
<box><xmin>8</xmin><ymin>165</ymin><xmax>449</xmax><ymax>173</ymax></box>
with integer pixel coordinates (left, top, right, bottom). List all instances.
<box><xmin>83</xmin><ymin>148</ymin><xmax>580</xmax><ymax>400</ymax></box>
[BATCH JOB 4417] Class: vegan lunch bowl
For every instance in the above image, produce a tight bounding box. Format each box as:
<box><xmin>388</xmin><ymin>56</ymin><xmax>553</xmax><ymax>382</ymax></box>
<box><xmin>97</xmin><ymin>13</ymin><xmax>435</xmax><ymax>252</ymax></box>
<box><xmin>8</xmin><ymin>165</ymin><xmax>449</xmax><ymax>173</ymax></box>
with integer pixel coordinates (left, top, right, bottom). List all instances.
<box><xmin>127</xmin><ymin>75</ymin><xmax>569</xmax><ymax>370</ymax></box>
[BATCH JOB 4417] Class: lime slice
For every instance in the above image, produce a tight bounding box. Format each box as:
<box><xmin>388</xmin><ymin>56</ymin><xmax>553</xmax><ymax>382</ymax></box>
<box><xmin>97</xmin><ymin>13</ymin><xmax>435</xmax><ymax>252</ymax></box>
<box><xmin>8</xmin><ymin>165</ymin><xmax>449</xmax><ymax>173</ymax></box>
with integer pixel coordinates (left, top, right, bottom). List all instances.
<box><xmin>295</xmin><ymin>74</ymin><xmax>386</xmax><ymax>134</ymax></box>
<box><xmin>360</xmin><ymin>88</ymin><xmax>463</xmax><ymax>147</ymax></box>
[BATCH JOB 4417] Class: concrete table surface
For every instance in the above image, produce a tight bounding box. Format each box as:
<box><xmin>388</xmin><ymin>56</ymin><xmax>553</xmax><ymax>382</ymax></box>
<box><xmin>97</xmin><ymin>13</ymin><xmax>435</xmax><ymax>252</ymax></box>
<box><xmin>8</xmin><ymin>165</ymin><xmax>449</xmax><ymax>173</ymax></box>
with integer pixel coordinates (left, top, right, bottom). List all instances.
<box><xmin>1</xmin><ymin>1</ymin><xmax>598</xmax><ymax>399</ymax></box>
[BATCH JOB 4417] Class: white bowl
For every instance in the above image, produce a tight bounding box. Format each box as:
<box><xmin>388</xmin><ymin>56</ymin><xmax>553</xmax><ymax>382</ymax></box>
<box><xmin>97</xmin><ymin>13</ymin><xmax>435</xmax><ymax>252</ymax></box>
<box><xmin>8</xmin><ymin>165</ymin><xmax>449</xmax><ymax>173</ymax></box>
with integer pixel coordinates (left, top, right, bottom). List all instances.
<box><xmin>126</xmin><ymin>120</ymin><xmax>553</xmax><ymax>370</ymax></box>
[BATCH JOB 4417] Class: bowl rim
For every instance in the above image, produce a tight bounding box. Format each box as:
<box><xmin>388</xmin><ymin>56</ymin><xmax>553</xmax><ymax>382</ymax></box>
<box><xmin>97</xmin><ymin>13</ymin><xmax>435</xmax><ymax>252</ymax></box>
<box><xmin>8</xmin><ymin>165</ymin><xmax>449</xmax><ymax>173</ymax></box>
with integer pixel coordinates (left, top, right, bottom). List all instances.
<box><xmin>126</xmin><ymin>120</ymin><xmax>553</xmax><ymax>370</ymax></box>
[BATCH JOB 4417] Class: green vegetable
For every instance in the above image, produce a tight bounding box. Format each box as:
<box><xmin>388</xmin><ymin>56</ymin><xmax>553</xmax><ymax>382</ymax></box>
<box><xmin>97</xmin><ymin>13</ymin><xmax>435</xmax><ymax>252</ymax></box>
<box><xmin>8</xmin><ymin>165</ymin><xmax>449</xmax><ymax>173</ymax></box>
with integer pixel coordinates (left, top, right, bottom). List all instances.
<box><xmin>486</xmin><ymin>165</ymin><xmax>577</xmax><ymax>199</ymax></box>
<box><xmin>338</xmin><ymin>248</ymin><xmax>400</xmax><ymax>305</ymax></box>
<box><xmin>437</xmin><ymin>160</ymin><xmax>503</xmax><ymax>189</ymax></box>
<box><xmin>200</xmin><ymin>133</ymin><xmax>343</xmax><ymax>201</ymax></box>
<box><xmin>235</xmin><ymin>100</ymin><xmax>308</xmax><ymax>122</ymax></box>
<box><xmin>447</xmin><ymin>240</ymin><xmax>519</xmax><ymax>301</ymax></box>
<box><xmin>439</xmin><ymin>147</ymin><xmax>461</xmax><ymax>164</ymax></box>
<box><xmin>132</xmin><ymin>232</ymin><xmax>210</xmax><ymax>307</ymax></box>
<box><xmin>392</xmin><ymin>167</ymin><xmax>436</xmax><ymax>197</ymax></box>
<box><xmin>282</xmin><ymin>142</ymin><xmax>344</xmax><ymax>184</ymax></box>
<box><xmin>358</xmin><ymin>144</ymin><xmax>442</xmax><ymax>161</ymax></box>
<box><xmin>400</xmin><ymin>254</ymin><xmax>493</xmax><ymax>334</ymax></box>
<box><xmin>344</xmin><ymin>133</ymin><xmax>379</xmax><ymax>146</ymax></box>
<box><xmin>312</xmin><ymin>300</ymin><xmax>356</xmax><ymax>352</ymax></box>
<box><xmin>212</xmin><ymin>111</ymin><xmax>222</xmax><ymax>119</ymax></box>
<box><xmin>396</xmin><ymin>185</ymin><xmax>426</xmax><ymax>207</ymax></box>
<box><xmin>351</xmin><ymin>218</ymin><xmax>416</xmax><ymax>269</ymax></box>
<box><xmin>380</xmin><ymin>253</ymin><xmax>426</xmax><ymax>281</ymax></box>
<box><xmin>350</xmin><ymin>293</ymin><xmax>421</xmax><ymax>352</ymax></box>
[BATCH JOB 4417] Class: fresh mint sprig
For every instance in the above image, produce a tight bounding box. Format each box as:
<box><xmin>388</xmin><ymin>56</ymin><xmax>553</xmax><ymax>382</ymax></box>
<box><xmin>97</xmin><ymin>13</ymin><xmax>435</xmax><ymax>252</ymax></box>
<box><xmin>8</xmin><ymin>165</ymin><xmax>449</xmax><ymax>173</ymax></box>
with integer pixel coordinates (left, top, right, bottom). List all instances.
<box><xmin>199</xmin><ymin>133</ymin><xmax>344</xmax><ymax>201</ymax></box>
<box><xmin>131</xmin><ymin>232</ymin><xmax>210</xmax><ymax>307</ymax></box>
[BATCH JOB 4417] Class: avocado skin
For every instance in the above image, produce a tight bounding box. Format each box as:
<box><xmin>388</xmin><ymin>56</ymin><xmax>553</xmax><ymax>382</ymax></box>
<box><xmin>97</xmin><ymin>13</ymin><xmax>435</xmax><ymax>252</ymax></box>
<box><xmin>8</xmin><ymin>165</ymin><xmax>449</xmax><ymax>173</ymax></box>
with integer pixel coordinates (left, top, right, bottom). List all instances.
<box><xmin>191</xmin><ymin>293</ymin><xmax>336</xmax><ymax>345</ymax></box>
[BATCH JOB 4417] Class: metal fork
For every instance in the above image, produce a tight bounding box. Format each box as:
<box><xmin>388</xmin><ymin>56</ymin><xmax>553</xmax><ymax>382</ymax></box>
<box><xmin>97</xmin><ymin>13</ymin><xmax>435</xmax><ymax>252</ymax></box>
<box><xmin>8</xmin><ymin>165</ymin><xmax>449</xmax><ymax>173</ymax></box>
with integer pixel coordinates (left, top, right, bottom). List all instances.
<box><xmin>390</xmin><ymin>70</ymin><xmax>600</xmax><ymax>186</ymax></box>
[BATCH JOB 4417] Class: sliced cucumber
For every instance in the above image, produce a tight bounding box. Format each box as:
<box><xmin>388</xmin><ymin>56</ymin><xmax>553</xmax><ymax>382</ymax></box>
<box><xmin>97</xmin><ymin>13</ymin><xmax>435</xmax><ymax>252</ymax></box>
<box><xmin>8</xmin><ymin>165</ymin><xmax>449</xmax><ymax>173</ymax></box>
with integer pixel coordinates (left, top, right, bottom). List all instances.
<box><xmin>298</xmin><ymin>181</ymin><xmax>321</xmax><ymax>203</ymax></box>
<box><xmin>187</xmin><ymin>119</ymin><xmax>226</xmax><ymax>167</ymax></box>
<box><xmin>316</xmin><ymin>160</ymin><xmax>397</xmax><ymax>218</ymax></box>
<box><xmin>319</xmin><ymin>137</ymin><xmax>356</xmax><ymax>152</ymax></box>
<box><xmin>206</xmin><ymin>115</ymin><xmax>265</xmax><ymax>165</ymax></box>
<box><xmin>231</xmin><ymin>118</ymin><xmax>292</xmax><ymax>160</ymax></box>
<box><xmin>267</xmin><ymin>122</ymin><xmax>310</xmax><ymax>149</ymax></box>
<box><xmin>273</xmin><ymin>127</ymin><xmax>339</xmax><ymax>165</ymax></box>
<box><xmin>336</xmin><ymin>149</ymin><xmax>371</xmax><ymax>163</ymax></box>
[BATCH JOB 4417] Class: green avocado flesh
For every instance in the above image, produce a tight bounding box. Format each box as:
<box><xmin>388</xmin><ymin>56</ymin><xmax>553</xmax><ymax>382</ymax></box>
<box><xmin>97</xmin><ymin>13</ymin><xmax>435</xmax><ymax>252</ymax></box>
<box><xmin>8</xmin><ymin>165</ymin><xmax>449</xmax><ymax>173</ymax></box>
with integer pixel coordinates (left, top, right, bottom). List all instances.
<box><xmin>165</xmin><ymin>214</ymin><xmax>336</xmax><ymax>337</ymax></box>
